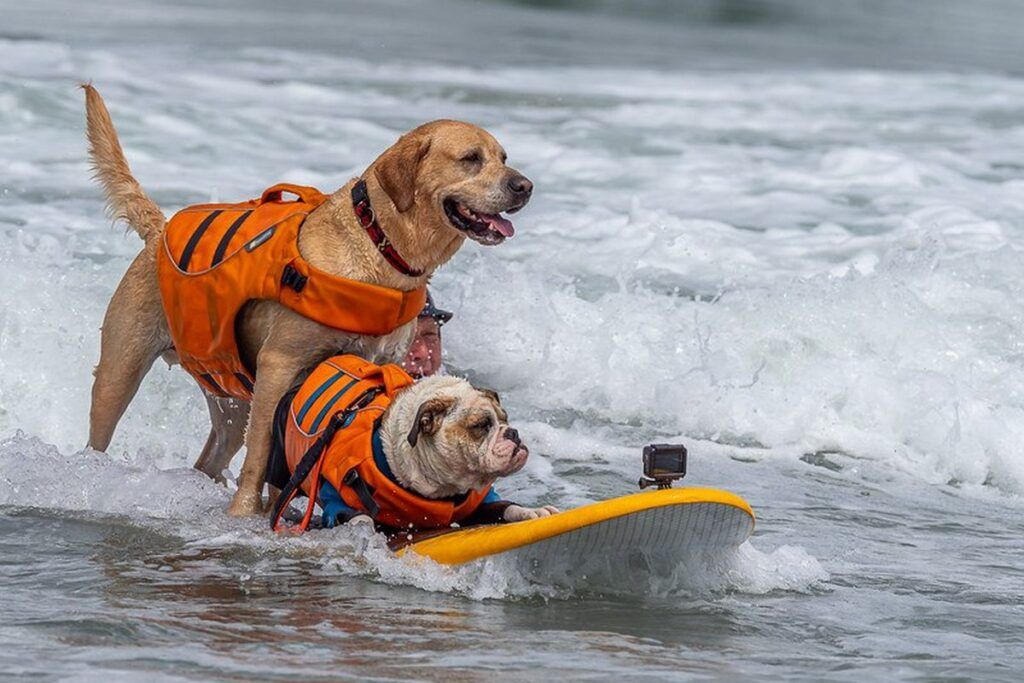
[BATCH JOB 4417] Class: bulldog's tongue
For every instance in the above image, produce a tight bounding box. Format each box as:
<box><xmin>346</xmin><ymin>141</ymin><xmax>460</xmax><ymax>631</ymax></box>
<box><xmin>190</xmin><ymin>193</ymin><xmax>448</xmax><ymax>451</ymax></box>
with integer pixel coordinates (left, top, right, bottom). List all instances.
<box><xmin>482</xmin><ymin>213</ymin><xmax>515</xmax><ymax>237</ymax></box>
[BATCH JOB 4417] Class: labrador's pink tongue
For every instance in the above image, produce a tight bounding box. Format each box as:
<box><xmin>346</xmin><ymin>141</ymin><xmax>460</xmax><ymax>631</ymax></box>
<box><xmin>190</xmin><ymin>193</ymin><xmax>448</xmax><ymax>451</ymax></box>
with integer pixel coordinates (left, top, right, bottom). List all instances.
<box><xmin>482</xmin><ymin>213</ymin><xmax>515</xmax><ymax>237</ymax></box>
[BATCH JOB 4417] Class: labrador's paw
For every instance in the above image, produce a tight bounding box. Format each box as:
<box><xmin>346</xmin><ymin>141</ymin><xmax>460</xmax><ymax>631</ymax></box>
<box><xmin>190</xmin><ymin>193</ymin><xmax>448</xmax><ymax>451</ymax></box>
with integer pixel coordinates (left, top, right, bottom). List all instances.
<box><xmin>226</xmin><ymin>490</ymin><xmax>264</xmax><ymax>517</ymax></box>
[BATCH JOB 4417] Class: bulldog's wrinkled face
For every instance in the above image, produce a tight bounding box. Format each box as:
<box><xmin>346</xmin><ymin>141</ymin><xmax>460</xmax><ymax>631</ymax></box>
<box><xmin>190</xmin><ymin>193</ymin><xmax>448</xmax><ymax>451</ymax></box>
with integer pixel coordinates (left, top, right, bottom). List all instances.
<box><xmin>382</xmin><ymin>376</ymin><xmax>528</xmax><ymax>499</ymax></box>
<box><xmin>371</xmin><ymin>120</ymin><xmax>533</xmax><ymax>247</ymax></box>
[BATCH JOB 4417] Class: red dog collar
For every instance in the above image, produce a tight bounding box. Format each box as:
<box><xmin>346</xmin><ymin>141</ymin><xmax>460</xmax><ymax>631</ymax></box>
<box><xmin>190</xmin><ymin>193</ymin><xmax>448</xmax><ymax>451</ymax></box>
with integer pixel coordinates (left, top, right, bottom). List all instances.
<box><xmin>351</xmin><ymin>180</ymin><xmax>424</xmax><ymax>278</ymax></box>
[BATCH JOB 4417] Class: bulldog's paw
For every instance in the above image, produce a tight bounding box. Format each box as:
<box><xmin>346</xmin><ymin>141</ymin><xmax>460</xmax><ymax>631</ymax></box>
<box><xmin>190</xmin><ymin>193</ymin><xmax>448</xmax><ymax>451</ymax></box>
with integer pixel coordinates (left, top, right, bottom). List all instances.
<box><xmin>503</xmin><ymin>504</ymin><xmax>560</xmax><ymax>522</ymax></box>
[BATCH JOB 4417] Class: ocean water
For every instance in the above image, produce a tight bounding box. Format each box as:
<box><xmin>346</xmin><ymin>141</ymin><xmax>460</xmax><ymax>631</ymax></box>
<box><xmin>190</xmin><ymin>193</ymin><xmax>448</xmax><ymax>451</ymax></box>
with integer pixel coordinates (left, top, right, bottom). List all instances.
<box><xmin>3</xmin><ymin>0</ymin><xmax>1024</xmax><ymax>680</ymax></box>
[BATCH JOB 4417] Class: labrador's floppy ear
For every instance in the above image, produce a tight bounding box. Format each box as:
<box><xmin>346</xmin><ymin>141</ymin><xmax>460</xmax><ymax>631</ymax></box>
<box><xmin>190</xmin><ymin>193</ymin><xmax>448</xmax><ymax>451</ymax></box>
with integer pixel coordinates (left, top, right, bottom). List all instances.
<box><xmin>373</xmin><ymin>131</ymin><xmax>431</xmax><ymax>213</ymax></box>
<box><xmin>407</xmin><ymin>396</ymin><xmax>455</xmax><ymax>447</ymax></box>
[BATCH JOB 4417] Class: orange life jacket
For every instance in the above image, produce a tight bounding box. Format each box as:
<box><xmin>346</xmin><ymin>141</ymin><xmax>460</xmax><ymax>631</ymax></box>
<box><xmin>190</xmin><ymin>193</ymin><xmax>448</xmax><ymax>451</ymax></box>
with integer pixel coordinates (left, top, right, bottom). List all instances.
<box><xmin>270</xmin><ymin>354</ymin><xmax>491</xmax><ymax>532</ymax></box>
<box><xmin>156</xmin><ymin>183</ymin><xmax>427</xmax><ymax>400</ymax></box>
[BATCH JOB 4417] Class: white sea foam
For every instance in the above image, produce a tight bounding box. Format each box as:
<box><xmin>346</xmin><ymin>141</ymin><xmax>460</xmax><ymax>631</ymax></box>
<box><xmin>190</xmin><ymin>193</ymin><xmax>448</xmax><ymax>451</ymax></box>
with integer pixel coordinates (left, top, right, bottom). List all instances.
<box><xmin>449</xmin><ymin>232</ymin><xmax>1024</xmax><ymax>494</ymax></box>
<box><xmin>8</xmin><ymin>4</ymin><xmax>1024</xmax><ymax>680</ymax></box>
<box><xmin>3</xmin><ymin>19</ymin><xmax>1024</xmax><ymax>613</ymax></box>
<box><xmin>0</xmin><ymin>432</ymin><xmax>821</xmax><ymax>599</ymax></box>
<box><xmin>0</xmin><ymin>432</ymin><xmax>228</xmax><ymax>520</ymax></box>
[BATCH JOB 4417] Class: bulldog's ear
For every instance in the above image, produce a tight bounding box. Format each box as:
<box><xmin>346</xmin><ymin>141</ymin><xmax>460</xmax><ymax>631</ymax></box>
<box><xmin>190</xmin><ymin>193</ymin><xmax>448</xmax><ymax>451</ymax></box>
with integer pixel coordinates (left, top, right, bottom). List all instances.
<box><xmin>407</xmin><ymin>396</ymin><xmax>455</xmax><ymax>447</ymax></box>
<box><xmin>479</xmin><ymin>388</ymin><xmax>507</xmax><ymax>422</ymax></box>
<box><xmin>373</xmin><ymin>132</ymin><xmax>431</xmax><ymax>213</ymax></box>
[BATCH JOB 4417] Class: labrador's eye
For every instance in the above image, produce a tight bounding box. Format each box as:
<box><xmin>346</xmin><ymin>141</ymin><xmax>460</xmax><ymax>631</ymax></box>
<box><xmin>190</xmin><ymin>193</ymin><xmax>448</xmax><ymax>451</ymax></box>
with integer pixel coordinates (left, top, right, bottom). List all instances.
<box><xmin>461</xmin><ymin>150</ymin><xmax>482</xmax><ymax>164</ymax></box>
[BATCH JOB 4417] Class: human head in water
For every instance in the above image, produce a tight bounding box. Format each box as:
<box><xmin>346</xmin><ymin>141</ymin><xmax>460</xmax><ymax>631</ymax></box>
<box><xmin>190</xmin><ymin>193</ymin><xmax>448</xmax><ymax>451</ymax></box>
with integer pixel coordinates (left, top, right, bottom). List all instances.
<box><xmin>402</xmin><ymin>291</ymin><xmax>452</xmax><ymax>379</ymax></box>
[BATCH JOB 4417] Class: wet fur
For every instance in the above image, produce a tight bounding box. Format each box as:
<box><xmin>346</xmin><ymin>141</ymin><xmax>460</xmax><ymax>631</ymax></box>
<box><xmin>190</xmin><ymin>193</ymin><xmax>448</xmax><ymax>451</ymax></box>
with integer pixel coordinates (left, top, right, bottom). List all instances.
<box><xmin>377</xmin><ymin>376</ymin><xmax>557</xmax><ymax>521</ymax></box>
<box><xmin>81</xmin><ymin>85</ymin><xmax>531</xmax><ymax>516</ymax></box>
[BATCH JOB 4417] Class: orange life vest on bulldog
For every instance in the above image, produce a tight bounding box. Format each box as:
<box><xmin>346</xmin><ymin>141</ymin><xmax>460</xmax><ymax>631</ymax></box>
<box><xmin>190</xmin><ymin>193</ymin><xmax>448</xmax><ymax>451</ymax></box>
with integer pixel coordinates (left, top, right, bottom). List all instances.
<box><xmin>156</xmin><ymin>183</ymin><xmax>427</xmax><ymax>400</ymax></box>
<box><xmin>267</xmin><ymin>354</ymin><xmax>496</xmax><ymax>533</ymax></box>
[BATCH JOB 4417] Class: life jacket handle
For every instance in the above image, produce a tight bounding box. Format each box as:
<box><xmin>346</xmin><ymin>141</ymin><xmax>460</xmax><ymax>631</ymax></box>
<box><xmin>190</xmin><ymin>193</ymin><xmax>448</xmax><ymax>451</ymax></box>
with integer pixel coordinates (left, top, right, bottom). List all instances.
<box><xmin>260</xmin><ymin>183</ymin><xmax>326</xmax><ymax>206</ymax></box>
<box><xmin>342</xmin><ymin>359</ymin><xmax>416</xmax><ymax>397</ymax></box>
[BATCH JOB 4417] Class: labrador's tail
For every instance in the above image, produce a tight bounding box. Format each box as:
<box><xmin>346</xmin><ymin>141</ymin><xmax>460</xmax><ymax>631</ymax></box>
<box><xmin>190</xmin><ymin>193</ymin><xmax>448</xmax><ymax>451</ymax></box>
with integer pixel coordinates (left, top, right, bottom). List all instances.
<box><xmin>82</xmin><ymin>84</ymin><xmax>165</xmax><ymax>243</ymax></box>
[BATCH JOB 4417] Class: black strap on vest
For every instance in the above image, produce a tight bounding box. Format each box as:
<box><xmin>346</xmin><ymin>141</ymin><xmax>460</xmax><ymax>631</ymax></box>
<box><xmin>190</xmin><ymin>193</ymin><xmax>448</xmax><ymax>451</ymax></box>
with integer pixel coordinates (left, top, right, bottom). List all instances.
<box><xmin>343</xmin><ymin>468</ymin><xmax>380</xmax><ymax>518</ymax></box>
<box><xmin>266</xmin><ymin>386</ymin><xmax>300</xmax><ymax>492</ymax></box>
<box><xmin>269</xmin><ymin>385</ymin><xmax>384</xmax><ymax>532</ymax></box>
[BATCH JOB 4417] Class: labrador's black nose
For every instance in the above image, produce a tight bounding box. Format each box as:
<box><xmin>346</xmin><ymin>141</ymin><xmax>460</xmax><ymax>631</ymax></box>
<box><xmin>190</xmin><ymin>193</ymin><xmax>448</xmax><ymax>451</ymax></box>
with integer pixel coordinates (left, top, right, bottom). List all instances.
<box><xmin>506</xmin><ymin>174</ymin><xmax>533</xmax><ymax>199</ymax></box>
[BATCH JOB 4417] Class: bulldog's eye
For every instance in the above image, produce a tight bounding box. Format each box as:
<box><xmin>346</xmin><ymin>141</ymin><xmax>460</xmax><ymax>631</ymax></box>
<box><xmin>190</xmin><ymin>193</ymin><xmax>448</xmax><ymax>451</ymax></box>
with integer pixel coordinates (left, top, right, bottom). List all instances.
<box><xmin>472</xmin><ymin>416</ymin><xmax>493</xmax><ymax>432</ymax></box>
<box><xmin>460</xmin><ymin>150</ymin><xmax>482</xmax><ymax>164</ymax></box>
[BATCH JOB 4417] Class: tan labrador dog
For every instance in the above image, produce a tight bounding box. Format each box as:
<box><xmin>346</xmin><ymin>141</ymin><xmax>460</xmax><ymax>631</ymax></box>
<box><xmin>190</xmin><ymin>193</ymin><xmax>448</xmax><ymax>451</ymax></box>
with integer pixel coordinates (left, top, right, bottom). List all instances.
<box><xmin>81</xmin><ymin>85</ymin><xmax>533</xmax><ymax>517</ymax></box>
<box><xmin>284</xmin><ymin>375</ymin><xmax>559</xmax><ymax>526</ymax></box>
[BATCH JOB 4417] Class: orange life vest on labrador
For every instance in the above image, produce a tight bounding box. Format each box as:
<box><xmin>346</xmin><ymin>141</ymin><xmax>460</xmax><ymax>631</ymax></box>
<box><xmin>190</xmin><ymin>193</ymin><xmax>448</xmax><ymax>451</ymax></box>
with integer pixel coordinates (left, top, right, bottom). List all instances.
<box><xmin>270</xmin><ymin>355</ymin><xmax>491</xmax><ymax>532</ymax></box>
<box><xmin>156</xmin><ymin>184</ymin><xmax>427</xmax><ymax>400</ymax></box>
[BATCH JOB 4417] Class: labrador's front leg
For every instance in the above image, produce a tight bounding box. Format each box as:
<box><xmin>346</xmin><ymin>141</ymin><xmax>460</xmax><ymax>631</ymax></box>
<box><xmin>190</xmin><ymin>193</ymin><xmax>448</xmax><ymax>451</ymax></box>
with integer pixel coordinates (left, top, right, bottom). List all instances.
<box><xmin>226</xmin><ymin>315</ymin><xmax>330</xmax><ymax>517</ymax></box>
<box><xmin>226</xmin><ymin>343</ymin><xmax>308</xmax><ymax>516</ymax></box>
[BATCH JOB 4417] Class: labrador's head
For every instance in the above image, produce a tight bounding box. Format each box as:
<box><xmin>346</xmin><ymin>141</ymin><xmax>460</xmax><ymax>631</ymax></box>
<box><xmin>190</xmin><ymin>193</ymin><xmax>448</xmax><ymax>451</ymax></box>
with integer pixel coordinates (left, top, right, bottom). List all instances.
<box><xmin>369</xmin><ymin>120</ymin><xmax>532</xmax><ymax>248</ymax></box>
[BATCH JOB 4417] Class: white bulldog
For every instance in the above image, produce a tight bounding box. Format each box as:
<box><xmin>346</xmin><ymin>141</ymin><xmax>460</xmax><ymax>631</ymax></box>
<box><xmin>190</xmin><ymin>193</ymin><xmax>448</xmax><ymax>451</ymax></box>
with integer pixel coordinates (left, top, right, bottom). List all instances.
<box><xmin>366</xmin><ymin>375</ymin><xmax>558</xmax><ymax>524</ymax></box>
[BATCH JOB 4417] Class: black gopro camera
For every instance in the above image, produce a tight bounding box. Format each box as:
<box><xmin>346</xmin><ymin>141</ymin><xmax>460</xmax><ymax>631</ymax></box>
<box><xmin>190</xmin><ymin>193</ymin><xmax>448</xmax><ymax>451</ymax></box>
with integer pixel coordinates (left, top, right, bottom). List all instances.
<box><xmin>638</xmin><ymin>443</ymin><xmax>688</xmax><ymax>490</ymax></box>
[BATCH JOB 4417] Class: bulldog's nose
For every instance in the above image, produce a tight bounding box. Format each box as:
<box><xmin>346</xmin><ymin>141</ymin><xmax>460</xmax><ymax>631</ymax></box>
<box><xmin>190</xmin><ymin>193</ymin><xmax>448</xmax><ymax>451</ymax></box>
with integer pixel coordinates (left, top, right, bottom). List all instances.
<box><xmin>506</xmin><ymin>174</ymin><xmax>533</xmax><ymax>200</ymax></box>
<box><xmin>504</xmin><ymin>427</ymin><xmax>520</xmax><ymax>445</ymax></box>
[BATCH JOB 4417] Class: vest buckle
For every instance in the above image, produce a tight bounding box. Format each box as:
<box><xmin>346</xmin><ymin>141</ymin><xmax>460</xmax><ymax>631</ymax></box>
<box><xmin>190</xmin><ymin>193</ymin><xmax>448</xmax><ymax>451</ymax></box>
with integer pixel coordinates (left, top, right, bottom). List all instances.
<box><xmin>281</xmin><ymin>264</ymin><xmax>308</xmax><ymax>293</ymax></box>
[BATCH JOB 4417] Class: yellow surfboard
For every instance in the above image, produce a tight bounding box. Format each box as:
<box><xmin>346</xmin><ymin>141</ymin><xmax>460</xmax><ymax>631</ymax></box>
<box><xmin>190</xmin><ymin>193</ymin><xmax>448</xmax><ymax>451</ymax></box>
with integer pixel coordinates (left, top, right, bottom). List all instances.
<box><xmin>394</xmin><ymin>487</ymin><xmax>755</xmax><ymax>568</ymax></box>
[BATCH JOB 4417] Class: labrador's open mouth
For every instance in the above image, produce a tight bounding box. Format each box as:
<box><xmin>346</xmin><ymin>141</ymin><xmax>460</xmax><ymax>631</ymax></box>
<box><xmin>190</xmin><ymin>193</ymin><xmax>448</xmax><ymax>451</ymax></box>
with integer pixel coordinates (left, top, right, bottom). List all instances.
<box><xmin>444</xmin><ymin>198</ymin><xmax>515</xmax><ymax>245</ymax></box>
